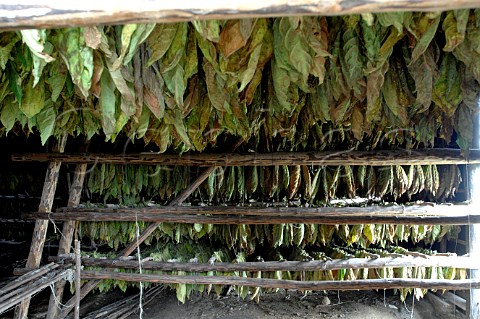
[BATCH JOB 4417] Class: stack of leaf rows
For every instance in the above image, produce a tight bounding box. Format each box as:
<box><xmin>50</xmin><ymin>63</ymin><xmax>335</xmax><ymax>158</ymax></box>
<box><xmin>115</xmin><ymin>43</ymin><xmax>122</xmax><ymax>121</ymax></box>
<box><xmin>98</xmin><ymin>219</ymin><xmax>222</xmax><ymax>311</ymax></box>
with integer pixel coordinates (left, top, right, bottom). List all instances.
<box><xmin>0</xmin><ymin>11</ymin><xmax>478</xmax><ymax>151</ymax></box>
<box><xmin>1</xmin><ymin>10</ymin><xmax>477</xmax><ymax>301</ymax></box>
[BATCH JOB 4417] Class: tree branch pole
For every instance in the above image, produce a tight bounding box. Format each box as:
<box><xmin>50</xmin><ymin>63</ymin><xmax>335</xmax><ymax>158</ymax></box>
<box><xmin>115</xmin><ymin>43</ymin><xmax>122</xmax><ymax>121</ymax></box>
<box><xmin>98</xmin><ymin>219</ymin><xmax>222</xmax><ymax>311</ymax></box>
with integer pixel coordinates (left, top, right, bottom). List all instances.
<box><xmin>57</xmin><ymin>139</ymin><xmax>244</xmax><ymax>319</ymax></box>
<box><xmin>467</xmin><ymin>99</ymin><xmax>480</xmax><ymax>318</ymax></box>
<box><xmin>52</xmin><ymin>255</ymin><xmax>478</xmax><ymax>272</ymax></box>
<box><xmin>81</xmin><ymin>270</ymin><xmax>480</xmax><ymax>291</ymax></box>
<box><xmin>0</xmin><ymin>0</ymin><xmax>479</xmax><ymax>31</ymax></box>
<box><xmin>74</xmin><ymin>240</ymin><xmax>81</xmax><ymax>319</ymax></box>
<box><xmin>12</xmin><ymin>149</ymin><xmax>480</xmax><ymax>166</ymax></box>
<box><xmin>14</xmin><ymin>135</ymin><xmax>68</xmax><ymax>319</ymax></box>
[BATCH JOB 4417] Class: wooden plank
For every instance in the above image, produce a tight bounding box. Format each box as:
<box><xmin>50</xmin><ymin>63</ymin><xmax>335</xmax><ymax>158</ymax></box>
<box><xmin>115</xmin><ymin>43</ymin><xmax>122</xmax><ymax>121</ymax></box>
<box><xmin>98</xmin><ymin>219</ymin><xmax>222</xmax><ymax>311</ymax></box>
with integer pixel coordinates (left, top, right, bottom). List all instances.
<box><xmin>0</xmin><ymin>0</ymin><xmax>479</xmax><ymax>31</ymax></box>
<box><xmin>14</xmin><ymin>135</ymin><xmax>67</xmax><ymax>319</ymax></box>
<box><xmin>81</xmin><ymin>270</ymin><xmax>480</xmax><ymax>291</ymax></box>
<box><xmin>24</xmin><ymin>210</ymin><xmax>480</xmax><ymax>225</ymax></box>
<box><xmin>11</xmin><ymin>149</ymin><xmax>480</xmax><ymax>167</ymax></box>
<box><xmin>52</xmin><ymin>255</ymin><xmax>479</xmax><ymax>272</ymax></box>
<box><xmin>46</xmin><ymin>164</ymin><xmax>87</xmax><ymax>319</ymax></box>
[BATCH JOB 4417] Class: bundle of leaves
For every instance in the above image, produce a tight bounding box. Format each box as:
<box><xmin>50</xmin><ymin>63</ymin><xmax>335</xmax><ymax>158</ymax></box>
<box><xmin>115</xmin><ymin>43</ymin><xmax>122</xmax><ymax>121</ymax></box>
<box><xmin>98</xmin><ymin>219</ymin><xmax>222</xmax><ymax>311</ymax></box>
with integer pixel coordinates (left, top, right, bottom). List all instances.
<box><xmin>0</xmin><ymin>11</ymin><xmax>479</xmax><ymax>153</ymax></box>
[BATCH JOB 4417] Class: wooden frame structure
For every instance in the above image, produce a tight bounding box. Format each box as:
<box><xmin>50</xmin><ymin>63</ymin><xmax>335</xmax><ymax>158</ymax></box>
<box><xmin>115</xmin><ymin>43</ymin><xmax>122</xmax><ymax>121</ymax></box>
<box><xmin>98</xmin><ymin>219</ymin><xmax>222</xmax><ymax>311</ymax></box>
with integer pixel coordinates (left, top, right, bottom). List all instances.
<box><xmin>3</xmin><ymin>1</ymin><xmax>480</xmax><ymax>318</ymax></box>
<box><xmin>11</xmin><ymin>147</ymin><xmax>480</xmax><ymax>319</ymax></box>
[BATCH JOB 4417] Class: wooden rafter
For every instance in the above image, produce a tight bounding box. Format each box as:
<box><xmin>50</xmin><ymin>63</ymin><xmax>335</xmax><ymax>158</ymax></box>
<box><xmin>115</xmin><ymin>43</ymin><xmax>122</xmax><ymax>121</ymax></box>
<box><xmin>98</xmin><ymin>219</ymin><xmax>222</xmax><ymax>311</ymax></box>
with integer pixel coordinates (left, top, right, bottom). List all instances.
<box><xmin>0</xmin><ymin>0</ymin><xmax>479</xmax><ymax>31</ymax></box>
<box><xmin>12</xmin><ymin>149</ymin><xmax>480</xmax><ymax>166</ymax></box>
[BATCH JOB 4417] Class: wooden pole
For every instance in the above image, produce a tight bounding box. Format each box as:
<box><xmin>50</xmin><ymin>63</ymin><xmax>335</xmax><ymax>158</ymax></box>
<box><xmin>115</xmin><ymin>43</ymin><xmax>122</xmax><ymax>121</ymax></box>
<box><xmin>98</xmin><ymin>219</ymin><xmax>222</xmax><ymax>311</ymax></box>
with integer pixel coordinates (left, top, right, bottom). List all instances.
<box><xmin>0</xmin><ymin>0</ymin><xmax>479</xmax><ymax>31</ymax></box>
<box><xmin>81</xmin><ymin>270</ymin><xmax>480</xmax><ymax>291</ymax></box>
<box><xmin>468</xmin><ymin>100</ymin><xmax>480</xmax><ymax>318</ymax></box>
<box><xmin>55</xmin><ymin>203</ymin><xmax>473</xmax><ymax>217</ymax></box>
<box><xmin>0</xmin><ymin>269</ymin><xmax>70</xmax><ymax>315</ymax></box>
<box><xmin>46</xmin><ymin>163</ymin><xmax>87</xmax><ymax>319</ymax></box>
<box><xmin>74</xmin><ymin>240</ymin><xmax>81</xmax><ymax>319</ymax></box>
<box><xmin>11</xmin><ymin>149</ymin><xmax>480</xmax><ymax>167</ymax></box>
<box><xmin>51</xmin><ymin>255</ymin><xmax>479</xmax><ymax>272</ymax></box>
<box><xmin>24</xmin><ymin>210</ymin><xmax>480</xmax><ymax>225</ymax></box>
<box><xmin>14</xmin><ymin>135</ymin><xmax>68</xmax><ymax>319</ymax></box>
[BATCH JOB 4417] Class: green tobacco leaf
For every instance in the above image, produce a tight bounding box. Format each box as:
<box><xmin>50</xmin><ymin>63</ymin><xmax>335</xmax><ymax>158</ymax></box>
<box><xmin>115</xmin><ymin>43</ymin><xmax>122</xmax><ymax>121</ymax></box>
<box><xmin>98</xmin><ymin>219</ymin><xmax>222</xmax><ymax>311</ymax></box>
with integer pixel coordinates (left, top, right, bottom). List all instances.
<box><xmin>123</xmin><ymin>24</ymin><xmax>155</xmax><ymax>66</ymax></box>
<box><xmin>147</xmin><ymin>24</ymin><xmax>178</xmax><ymax>66</ymax></box>
<box><xmin>409</xmin><ymin>15</ymin><xmax>441</xmax><ymax>65</ymax></box>
<box><xmin>0</xmin><ymin>98</ymin><xmax>19</xmax><ymax>132</ymax></box>
<box><xmin>443</xmin><ymin>10</ymin><xmax>469</xmax><ymax>52</ymax></box>
<box><xmin>99</xmin><ymin>70</ymin><xmax>116</xmax><ymax>138</ymax></box>
<box><xmin>36</xmin><ymin>105</ymin><xmax>56</xmax><ymax>145</ymax></box>
<box><xmin>408</xmin><ymin>45</ymin><xmax>437</xmax><ymax>112</ymax></box>
<box><xmin>455</xmin><ymin>103</ymin><xmax>473</xmax><ymax>151</ymax></box>
<box><xmin>192</xmin><ymin>20</ymin><xmax>221</xmax><ymax>42</ymax></box>
<box><xmin>112</xmin><ymin>24</ymin><xmax>137</xmax><ymax>69</ymax></box>
<box><xmin>20</xmin><ymin>76</ymin><xmax>44</xmax><ymax>118</ymax></box>
<box><xmin>54</xmin><ymin>28</ymin><xmax>94</xmax><ymax>99</ymax></box>
<box><xmin>238</xmin><ymin>44</ymin><xmax>262</xmax><ymax>92</ymax></box>
<box><xmin>48</xmin><ymin>60</ymin><xmax>67</xmax><ymax>102</ymax></box>
<box><xmin>20</xmin><ymin>29</ymin><xmax>55</xmax><ymax>86</ymax></box>
<box><xmin>432</xmin><ymin>53</ymin><xmax>462</xmax><ymax>117</ymax></box>
<box><xmin>0</xmin><ymin>34</ymin><xmax>19</xmax><ymax>70</ymax></box>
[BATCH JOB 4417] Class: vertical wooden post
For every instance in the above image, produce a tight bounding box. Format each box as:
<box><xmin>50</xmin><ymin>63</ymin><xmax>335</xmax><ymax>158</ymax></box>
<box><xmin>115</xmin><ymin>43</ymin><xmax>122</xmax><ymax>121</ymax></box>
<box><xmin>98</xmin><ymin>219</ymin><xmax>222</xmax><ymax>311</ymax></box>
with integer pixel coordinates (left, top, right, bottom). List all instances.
<box><xmin>468</xmin><ymin>102</ymin><xmax>480</xmax><ymax>319</ymax></box>
<box><xmin>46</xmin><ymin>163</ymin><xmax>87</xmax><ymax>318</ymax></box>
<box><xmin>74</xmin><ymin>239</ymin><xmax>81</xmax><ymax>319</ymax></box>
<box><xmin>14</xmin><ymin>135</ymin><xmax>68</xmax><ymax>319</ymax></box>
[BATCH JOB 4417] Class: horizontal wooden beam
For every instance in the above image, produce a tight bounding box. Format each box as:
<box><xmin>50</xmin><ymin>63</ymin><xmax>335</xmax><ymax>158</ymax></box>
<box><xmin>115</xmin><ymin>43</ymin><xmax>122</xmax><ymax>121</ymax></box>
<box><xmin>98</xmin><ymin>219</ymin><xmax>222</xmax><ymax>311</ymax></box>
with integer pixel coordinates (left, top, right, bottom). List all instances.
<box><xmin>82</xmin><ymin>270</ymin><xmax>480</xmax><ymax>291</ymax></box>
<box><xmin>24</xmin><ymin>204</ymin><xmax>480</xmax><ymax>225</ymax></box>
<box><xmin>11</xmin><ymin>149</ymin><xmax>480</xmax><ymax>167</ymax></box>
<box><xmin>56</xmin><ymin>203</ymin><xmax>471</xmax><ymax>217</ymax></box>
<box><xmin>53</xmin><ymin>255</ymin><xmax>478</xmax><ymax>272</ymax></box>
<box><xmin>1</xmin><ymin>1</ymin><xmax>480</xmax><ymax>31</ymax></box>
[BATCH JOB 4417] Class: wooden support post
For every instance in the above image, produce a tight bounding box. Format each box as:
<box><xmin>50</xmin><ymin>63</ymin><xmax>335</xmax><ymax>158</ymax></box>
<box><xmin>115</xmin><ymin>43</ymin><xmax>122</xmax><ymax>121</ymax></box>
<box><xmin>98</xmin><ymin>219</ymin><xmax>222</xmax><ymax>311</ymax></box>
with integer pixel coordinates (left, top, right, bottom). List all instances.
<box><xmin>14</xmin><ymin>135</ymin><xmax>67</xmax><ymax>319</ymax></box>
<box><xmin>468</xmin><ymin>102</ymin><xmax>480</xmax><ymax>318</ymax></box>
<box><xmin>46</xmin><ymin>163</ymin><xmax>87</xmax><ymax>319</ymax></box>
<box><xmin>57</xmin><ymin>139</ymin><xmax>243</xmax><ymax>319</ymax></box>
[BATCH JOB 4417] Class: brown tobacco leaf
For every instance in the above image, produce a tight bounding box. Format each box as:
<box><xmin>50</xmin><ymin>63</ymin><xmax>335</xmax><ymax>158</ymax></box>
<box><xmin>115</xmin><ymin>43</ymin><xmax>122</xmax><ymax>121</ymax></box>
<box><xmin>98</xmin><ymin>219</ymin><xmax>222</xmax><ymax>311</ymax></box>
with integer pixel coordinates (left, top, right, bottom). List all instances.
<box><xmin>219</xmin><ymin>20</ymin><xmax>254</xmax><ymax>58</ymax></box>
<box><xmin>83</xmin><ymin>26</ymin><xmax>102</xmax><ymax>49</ymax></box>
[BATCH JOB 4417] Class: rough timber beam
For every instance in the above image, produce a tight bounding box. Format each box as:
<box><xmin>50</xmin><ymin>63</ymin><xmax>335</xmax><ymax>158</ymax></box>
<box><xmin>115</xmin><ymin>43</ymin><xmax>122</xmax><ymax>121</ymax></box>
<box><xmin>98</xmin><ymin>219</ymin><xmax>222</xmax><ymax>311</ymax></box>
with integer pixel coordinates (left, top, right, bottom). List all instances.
<box><xmin>11</xmin><ymin>149</ymin><xmax>480</xmax><ymax>167</ymax></box>
<box><xmin>0</xmin><ymin>0</ymin><xmax>479</xmax><ymax>31</ymax></box>
<box><xmin>25</xmin><ymin>203</ymin><xmax>480</xmax><ymax>225</ymax></box>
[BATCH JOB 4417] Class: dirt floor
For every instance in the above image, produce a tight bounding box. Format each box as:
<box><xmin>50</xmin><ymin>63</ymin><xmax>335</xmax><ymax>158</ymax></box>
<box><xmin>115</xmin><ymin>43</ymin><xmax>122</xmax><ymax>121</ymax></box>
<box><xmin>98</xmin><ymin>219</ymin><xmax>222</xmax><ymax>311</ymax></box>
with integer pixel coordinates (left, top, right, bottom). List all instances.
<box><xmin>1</xmin><ymin>286</ymin><xmax>465</xmax><ymax>319</ymax></box>
<box><xmin>122</xmin><ymin>289</ymin><xmax>465</xmax><ymax>319</ymax></box>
